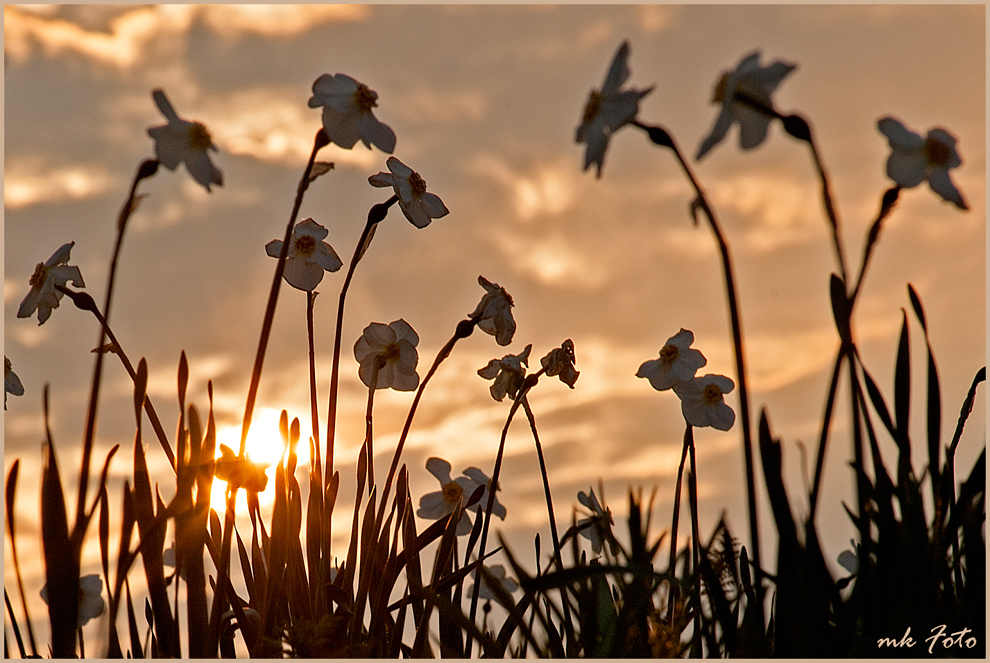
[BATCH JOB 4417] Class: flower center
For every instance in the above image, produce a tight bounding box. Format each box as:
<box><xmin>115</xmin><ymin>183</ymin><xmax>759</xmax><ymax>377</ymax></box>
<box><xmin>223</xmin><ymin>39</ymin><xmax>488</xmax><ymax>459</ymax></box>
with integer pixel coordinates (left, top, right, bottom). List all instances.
<box><xmin>923</xmin><ymin>137</ymin><xmax>952</xmax><ymax>167</ymax></box>
<box><xmin>187</xmin><ymin>122</ymin><xmax>213</xmax><ymax>150</ymax></box>
<box><xmin>659</xmin><ymin>343</ymin><xmax>679</xmax><ymax>362</ymax></box>
<box><xmin>582</xmin><ymin>90</ymin><xmax>602</xmax><ymax>123</ymax></box>
<box><xmin>382</xmin><ymin>342</ymin><xmax>401</xmax><ymax>363</ymax></box>
<box><xmin>702</xmin><ymin>383</ymin><xmax>724</xmax><ymax>405</ymax></box>
<box><xmin>28</xmin><ymin>262</ymin><xmax>46</xmax><ymax>287</ymax></box>
<box><xmin>408</xmin><ymin>171</ymin><xmax>428</xmax><ymax>196</ymax></box>
<box><xmin>354</xmin><ymin>84</ymin><xmax>378</xmax><ymax>112</ymax></box>
<box><xmin>294</xmin><ymin>235</ymin><xmax>316</xmax><ymax>255</ymax></box>
<box><xmin>712</xmin><ymin>73</ymin><xmax>729</xmax><ymax>104</ymax></box>
<box><xmin>442</xmin><ymin>481</ymin><xmax>464</xmax><ymax>505</ymax></box>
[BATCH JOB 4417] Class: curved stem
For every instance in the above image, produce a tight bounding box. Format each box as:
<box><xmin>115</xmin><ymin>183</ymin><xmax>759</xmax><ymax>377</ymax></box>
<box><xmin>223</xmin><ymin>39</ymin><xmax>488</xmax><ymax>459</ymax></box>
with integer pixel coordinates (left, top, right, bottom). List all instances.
<box><xmin>324</xmin><ymin>195</ymin><xmax>398</xmax><ymax>488</ymax></box>
<box><xmin>239</xmin><ymin>129</ymin><xmax>328</xmax><ymax>456</ymax></box>
<box><xmin>364</xmin><ymin>360</ymin><xmax>383</xmax><ymax>492</ymax></box>
<box><xmin>521</xmin><ymin>396</ymin><xmax>574</xmax><ymax>652</ymax></box>
<box><xmin>803</xmin><ymin>130</ymin><xmax>848</xmax><ymax>283</ymax></box>
<box><xmin>635</xmin><ymin>121</ymin><xmax>763</xmax><ymax>610</ymax></box>
<box><xmin>668</xmin><ymin>424</ymin><xmax>692</xmax><ymax>620</ymax></box>
<box><xmin>75</xmin><ymin>159</ymin><xmax>158</xmax><ymax>540</ymax></box>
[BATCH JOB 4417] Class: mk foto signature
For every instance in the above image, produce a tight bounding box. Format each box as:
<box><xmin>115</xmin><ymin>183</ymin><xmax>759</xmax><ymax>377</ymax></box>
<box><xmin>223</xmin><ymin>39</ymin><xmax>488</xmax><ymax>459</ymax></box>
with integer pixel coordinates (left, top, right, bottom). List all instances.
<box><xmin>878</xmin><ymin>625</ymin><xmax>979</xmax><ymax>653</ymax></box>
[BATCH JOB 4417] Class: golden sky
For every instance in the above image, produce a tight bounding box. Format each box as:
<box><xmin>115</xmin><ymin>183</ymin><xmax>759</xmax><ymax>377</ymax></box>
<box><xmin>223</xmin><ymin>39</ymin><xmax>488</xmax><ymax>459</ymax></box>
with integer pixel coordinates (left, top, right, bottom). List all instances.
<box><xmin>4</xmin><ymin>4</ymin><xmax>986</xmax><ymax>646</ymax></box>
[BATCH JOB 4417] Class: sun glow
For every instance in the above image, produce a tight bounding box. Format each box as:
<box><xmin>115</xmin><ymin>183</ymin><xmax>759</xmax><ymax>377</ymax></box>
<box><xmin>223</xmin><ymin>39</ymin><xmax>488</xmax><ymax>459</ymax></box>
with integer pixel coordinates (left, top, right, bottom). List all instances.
<box><xmin>210</xmin><ymin>407</ymin><xmax>313</xmax><ymax>513</ymax></box>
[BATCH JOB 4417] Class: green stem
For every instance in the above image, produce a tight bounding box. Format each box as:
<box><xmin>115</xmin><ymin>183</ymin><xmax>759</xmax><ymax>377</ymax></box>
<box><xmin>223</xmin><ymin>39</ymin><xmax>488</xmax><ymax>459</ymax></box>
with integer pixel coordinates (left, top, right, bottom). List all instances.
<box><xmin>324</xmin><ymin>195</ymin><xmax>398</xmax><ymax>488</ymax></box>
<box><xmin>635</xmin><ymin>121</ymin><xmax>763</xmax><ymax>613</ymax></box>
<box><xmin>307</xmin><ymin>291</ymin><xmax>321</xmax><ymax>471</ymax></box>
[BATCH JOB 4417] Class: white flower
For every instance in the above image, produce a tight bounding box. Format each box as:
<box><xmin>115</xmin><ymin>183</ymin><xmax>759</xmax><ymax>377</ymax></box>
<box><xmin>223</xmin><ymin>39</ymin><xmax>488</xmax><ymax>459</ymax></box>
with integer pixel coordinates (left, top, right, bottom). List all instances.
<box><xmin>369</xmin><ymin>157</ymin><xmax>449</xmax><ymax>228</ymax></box>
<box><xmin>877</xmin><ymin>117</ymin><xmax>967</xmax><ymax>210</ymax></box>
<box><xmin>416</xmin><ymin>457</ymin><xmax>478</xmax><ymax>536</ymax></box>
<box><xmin>577</xmin><ymin>488</ymin><xmax>613</xmax><ymax>555</ymax></box>
<box><xmin>469</xmin><ymin>276</ymin><xmax>515</xmax><ymax>346</ymax></box>
<box><xmin>40</xmin><ymin>573</ymin><xmax>106</xmax><ymax>627</ymax></box>
<box><xmin>540</xmin><ymin>340</ymin><xmax>579</xmax><ymax>389</ymax></box>
<box><xmin>265</xmin><ymin>218</ymin><xmax>343</xmax><ymax>291</ymax></box>
<box><xmin>696</xmin><ymin>51</ymin><xmax>796</xmax><ymax>161</ymax></box>
<box><xmin>673</xmin><ymin>374</ymin><xmax>736</xmax><ymax>431</ymax></box>
<box><xmin>636</xmin><ymin>329</ymin><xmax>707</xmax><ymax>391</ymax></box>
<box><xmin>469</xmin><ymin>564</ymin><xmax>519</xmax><ymax>602</ymax></box>
<box><xmin>17</xmin><ymin>242</ymin><xmax>85</xmax><ymax>325</ymax></box>
<box><xmin>308</xmin><ymin>73</ymin><xmax>396</xmax><ymax>153</ymax></box>
<box><xmin>461</xmin><ymin>466</ymin><xmax>506</xmax><ymax>520</ymax></box>
<box><xmin>478</xmin><ymin>345</ymin><xmax>532</xmax><ymax>402</ymax></box>
<box><xmin>576</xmin><ymin>41</ymin><xmax>654</xmax><ymax>178</ymax></box>
<box><xmin>147</xmin><ymin>89</ymin><xmax>223</xmax><ymax>192</ymax></box>
<box><xmin>5</xmin><ymin>356</ymin><xmax>24</xmax><ymax>409</ymax></box>
<box><xmin>353</xmin><ymin>319</ymin><xmax>420</xmax><ymax>392</ymax></box>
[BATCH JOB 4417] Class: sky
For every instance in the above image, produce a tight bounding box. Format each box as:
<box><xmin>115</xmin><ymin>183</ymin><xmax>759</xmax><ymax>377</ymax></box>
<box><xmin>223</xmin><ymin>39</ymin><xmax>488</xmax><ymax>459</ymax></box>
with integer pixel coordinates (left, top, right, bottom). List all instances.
<box><xmin>3</xmin><ymin>3</ymin><xmax>986</xmax><ymax>651</ymax></box>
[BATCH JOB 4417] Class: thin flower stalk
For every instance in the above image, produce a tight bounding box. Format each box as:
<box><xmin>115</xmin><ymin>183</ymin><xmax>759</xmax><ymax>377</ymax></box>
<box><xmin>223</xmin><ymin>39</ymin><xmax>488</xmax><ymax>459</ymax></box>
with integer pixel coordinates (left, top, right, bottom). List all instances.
<box><xmin>520</xmin><ymin>396</ymin><xmax>575</xmax><ymax>650</ymax></box>
<box><xmin>324</xmin><ymin>194</ymin><xmax>399</xmax><ymax>486</ymax></box>
<box><xmin>686</xmin><ymin>431</ymin><xmax>702</xmax><ymax>655</ymax></box>
<box><xmin>633</xmin><ymin>120</ymin><xmax>763</xmax><ymax>611</ymax></box>
<box><xmin>363</xmin><ymin>358</ymin><xmax>384</xmax><ymax>491</ymax></box>
<box><xmin>465</xmin><ymin>367</ymin><xmax>546</xmax><ymax>656</ymax></box>
<box><xmin>307</xmin><ymin>291</ymin><xmax>321</xmax><ymax>470</ymax></box>
<box><xmin>76</xmin><ymin>158</ymin><xmax>158</xmax><ymax>545</ymax></box>
<box><xmin>216</xmin><ymin>128</ymin><xmax>329</xmax><ymax>638</ymax></box>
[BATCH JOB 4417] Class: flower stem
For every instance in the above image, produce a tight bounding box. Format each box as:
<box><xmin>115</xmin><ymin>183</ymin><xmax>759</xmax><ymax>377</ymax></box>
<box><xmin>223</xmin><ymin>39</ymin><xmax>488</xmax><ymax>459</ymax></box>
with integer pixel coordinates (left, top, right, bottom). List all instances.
<box><xmin>686</xmin><ymin>431</ymin><xmax>702</xmax><ymax>655</ymax></box>
<box><xmin>520</xmin><ymin>396</ymin><xmax>575</xmax><ymax>652</ymax></box>
<box><xmin>75</xmin><ymin>158</ymin><xmax>158</xmax><ymax>542</ymax></box>
<box><xmin>466</xmin><ymin>369</ymin><xmax>545</xmax><ymax>656</ymax></box>
<box><xmin>375</xmin><ymin>318</ymin><xmax>476</xmax><ymax>531</ymax></box>
<box><xmin>307</xmin><ymin>291</ymin><xmax>321</xmax><ymax>471</ymax></box>
<box><xmin>668</xmin><ymin>424</ymin><xmax>692</xmax><ymax>619</ymax></box>
<box><xmin>364</xmin><ymin>360</ymin><xmax>383</xmax><ymax>492</ymax></box>
<box><xmin>56</xmin><ymin>285</ymin><xmax>174</xmax><ymax>469</ymax></box>
<box><xmin>324</xmin><ymin>194</ymin><xmax>398</xmax><ymax>488</ymax></box>
<box><xmin>634</xmin><ymin>120</ymin><xmax>764</xmax><ymax>612</ymax></box>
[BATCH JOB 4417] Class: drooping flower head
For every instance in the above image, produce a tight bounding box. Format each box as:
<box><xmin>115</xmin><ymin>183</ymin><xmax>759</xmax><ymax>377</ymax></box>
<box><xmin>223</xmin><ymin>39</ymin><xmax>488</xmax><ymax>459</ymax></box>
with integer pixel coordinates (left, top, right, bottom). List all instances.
<box><xmin>308</xmin><ymin>73</ymin><xmax>396</xmax><ymax>153</ymax></box>
<box><xmin>17</xmin><ymin>242</ymin><xmax>85</xmax><ymax>325</ymax></box>
<box><xmin>576</xmin><ymin>40</ymin><xmax>654</xmax><ymax>178</ymax></box>
<box><xmin>354</xmin><ymin>319</ymin><xmax>420</xmax><ymax>391</ymax></box>
<box><xmin>636</xmin><ymin>328</ymin><xmax>707</xmax><ymax>391</ymax></box>
<box><xmin>40</xmin><ymin>573</ymin><xmax>106</xmax><ymax>627</ymax></box>
<box><xmin>577</xmin><ymin>487</ymin><xmax>614</xmax><ymax>555</ymax></box>
<box><xmin>214</xmin><ymin>444</ymin><xmax>270</xmax><ymax>493</ymax></box>
<box><xmin>541</xmin><ymin>339</ymin><xmax>579</xmax><ymax>389</ymax></box>
<box><xmin>265</xmin><ymin>218</ymin><xmax>343</xmax><ymax>291</ymax></box>
<box><xmin>147</xmin><ymin>89</ymin><xmax>223</xmax><ymax>192</ymax></box>
<box><xmin>478</xmin><ymin>344</ymin><xmax>532</xmax><ymax>402</ymax></box>
<box><xmin>469</xmin><ymin>564</ymin><xmax>519</xmax><ymax>602</ymax></box>
<box><xmin>369</xmin><ymin>157</ymin><xmax>449</xmax><ymax>228</ymax></box>
<box><xmin>696</xmin><ymin>51</ymin><xmax>796</xmax><ymax>161</ymax></box>
<box><xmin>416</xmin><ymin>457</ymin><xmax>479</xmax><ymax>536</ymax></box>
<box><xmin>673</xmin><ymin>373</ymin><xmax>736</xmax><ymax>431</ymax></box>
<box><xmin>5</xmin><ymin>356</ymin><xmax>24</xmax><ymax>409</ymax></box>
<box><xmin>470</xmin><ymin>275</ymin><xmax>515</xmax><ymax>346</ymax></box>
<box><xmin>877</xmin><ymin>117</ymin><xmax>967</xmax><ymax>210</ymax></box>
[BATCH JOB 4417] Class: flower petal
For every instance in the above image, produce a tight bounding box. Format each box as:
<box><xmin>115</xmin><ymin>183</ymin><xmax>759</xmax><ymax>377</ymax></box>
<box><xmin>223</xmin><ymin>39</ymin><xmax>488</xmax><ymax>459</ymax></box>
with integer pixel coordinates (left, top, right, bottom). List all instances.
<box><xmin>877</xmin><ymin>116</ymin><xmax>924</xmax><ymax>150</ymax></box>
<box><xmin>927</xmin><ymin>167</ymin><xmax>967</xmax><ymax>209</ymax></box>
<box><xmin>356</xmin><ymin>113</ymin><xmax>396</xmax><ymax>153</ymax></box>
<box><xmin>183</xmin><ymin>149</ymin><xmax>223</xmax><ymax>191</ymax></box>
<box><xmin>696</xmin><ymin>107</ymin><xmax>734</xmax><ymax>161</ymax></box>
<box><xmin>321</xmin><ymin>107</ymin><xmax>362</xmax><ymax>149</ymax></box>
<box><xmin>368</xmin><ymin>172</ymin><xmax>394</xmax><ymax>188</ymax></box>
<box><xmin>735</xmin><ymin>105</ymin><xmax>773</xmax><ymax>150</ymax></box>
<box><xmin>425</xmin><ymin>457</ymin><xmax>453</xmax><ymax>484</ymax></box>
<box><xmin>265</xmin><ymin>240</ymin><xmax>284</xmax><ymax>258</ymax></box>
<box><xmin>314</xmin><ymin>243</ymin><xmax>343</xmax><ymax>272</ymax></box>
<box><xmin>152</xmin><ymin>89</ymin><xmax>181</xmax><ymax>124</ymax></box>
<box><xmin>601</xmin><ymin>41</ymin><xmax>631</xmax><ymax>96</ymax></box>
<box><xmin>419</xmin><ymin>192</ymin><xmax>449</xmax><ymax>219</ymax></box>
<box><xmin>886</xmin><ymin>151</ymin><xmax>927</xmax><ymax>188</ymax></box>
<box><xmin>283</xmin><ymin>257</ymin><xmax>323</xmax><ymax>291</ymax></box>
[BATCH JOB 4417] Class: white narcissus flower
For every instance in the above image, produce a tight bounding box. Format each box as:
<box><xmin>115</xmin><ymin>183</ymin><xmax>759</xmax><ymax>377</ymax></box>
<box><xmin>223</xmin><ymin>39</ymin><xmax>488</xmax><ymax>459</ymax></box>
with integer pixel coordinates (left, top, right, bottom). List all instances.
<box><xmin>469</xmin><ymin>276</ymin><xmax>515</xmax><ymax>346</ymax></box>
<box><xmin>636</xmin><ymin>329</ymin><xmax>707</xmax><ymax>391</ymax></box>
<box><xmin>416</xmin><ymin>457</ymin><xmax>479</xmax><ymax>536</ymax></box>
<box><xmin>470</xmin><ymin>564</ymin><xmax>519</xmax><ymax>602</ymax></box>
<box><xmin>577</xmin><ymin>488</ymin><xmax>614</xmax><ymax>555</ymax></box>
<box><xmin>147</xmin><ymin>89</ymin><xmax>223</xmax><ymax>192</ymax></box>
<box><xmin>369</xmin><ymin>157</ymin><xmax>449</xmax><ymax>228</ymax></box>
<box><xmin>478</xmin><ymin>345</ymin><xmax>532</xmax><ymax>402</ymax></box>
<box><xmin>461</xmin><ymin>466</ymin><xmax>506</xmax><ymax>520</ymax></box>
<box><xmin>308</xmin><ymin>73</ymin><xmax>396</xmax><ymax>153</ymax></box>
<box><xmin>576</xmin><ymin>40</ymin><xmax>653</xmax><ymax>178</ymax></box>
<box><xmin>40</xmin><ymin>573</ymin><xmax>106</xmax><ymax>627</ymax></box>
<box><xmin>673</xmin><ymin>373</ymin><xmax>736</xmax><ymax>431</ymax></box>
<box><xmin>877</xmin><ymin>117</ymin><xmax>968</xmax><ymax>210</ymax></box>
<box><xmin>541</xmin><ymin>340</ymin><xmax>579</xmax><ymax>389</ymax></box>
<box><xmin>17</xmin><ymin>242</ymin><xmax>85</xmax><ymax>325</ymax></box>
<box><xmin>696</xmin><ymin>51</ymin><xmax>796</xmax><ymax>161</ymax></box>
<box><xmin>354</xmin><ymin>319</ymin><xmax>420</xmax><ymax>392</ymax></box>
<box><xmin>5</xmin><ymin>356</ymin><xmax>24</xmax><ymax>409</ymax></box>
<box><xmin>265</xmin><ymin>218</ymin><xmax>343</xmax><ymax>291</ymax></box>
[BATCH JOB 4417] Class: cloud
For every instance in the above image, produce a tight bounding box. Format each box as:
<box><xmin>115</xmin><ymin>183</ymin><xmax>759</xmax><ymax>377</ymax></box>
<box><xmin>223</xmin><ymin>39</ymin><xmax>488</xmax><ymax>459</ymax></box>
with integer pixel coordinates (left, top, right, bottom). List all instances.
<box><xmin>469</xmin><ymin>154</ymin><xmax>576</xmax><ymax>222</ymax></box>
<box><xmin>4</xmin><ymin>159</ymin><xmax>118</xmax><ymax>208</ymax></box>
<box><xmin>4</xmin><ymin>5</ymin><xmax>188</xmax><ymax>68</ymax></box>
<box><xmin>199</xmin><ymin>5</ymin><xmax>370</xmax><ymax>38</ymax></box>
<box><xmin>391</xmin><ymin>88</ymin><xmax>487</xmax><ymax>125</ymax></box>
